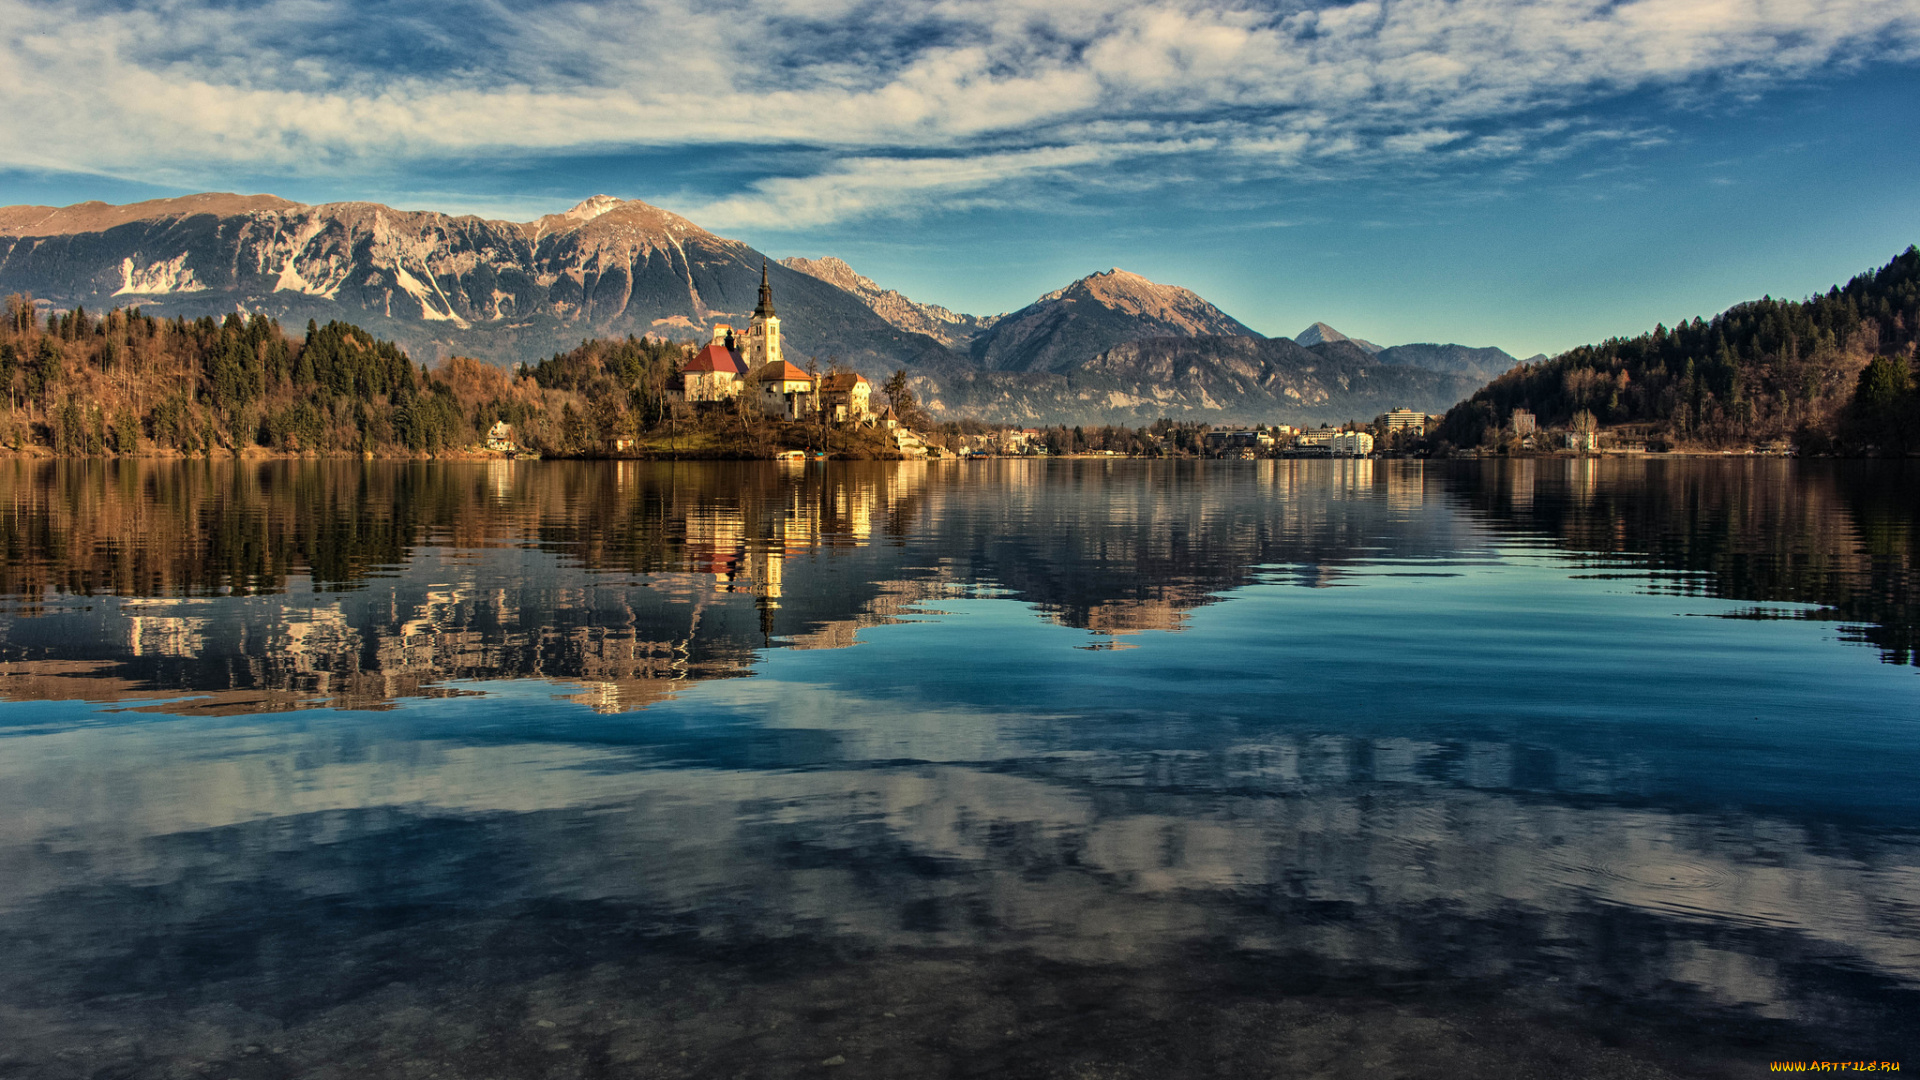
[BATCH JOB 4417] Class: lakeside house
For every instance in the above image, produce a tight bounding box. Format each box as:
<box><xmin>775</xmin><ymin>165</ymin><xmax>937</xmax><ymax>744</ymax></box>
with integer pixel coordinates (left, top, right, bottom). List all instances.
<box><xmin>754</xmin><ymin>359</ymin><xmax>818</xmax><ymax>420</ymax></box>
<box><xmin>487</xmin><ymin>421</ymin><xmax>516</xmax><ymax>452</ymax></box>
<box><xmin>1377</xmin><ymin>408</ymin><xmax>1433</xmax><ymax>435</ymax></box>
<box><xmin>1203</xmin><ymin>429</ymin><xmax>1275</xmax><ymax>455</ymax></box>
<box><xmin>819</xmin><ymin>372</ymin><xmax>872</xmax><ymax>423</ymax></box>
<box><xmin>1328</xmin><ymin>431</ymin><xmax>1374</xmax><ymax>456</ymax></box>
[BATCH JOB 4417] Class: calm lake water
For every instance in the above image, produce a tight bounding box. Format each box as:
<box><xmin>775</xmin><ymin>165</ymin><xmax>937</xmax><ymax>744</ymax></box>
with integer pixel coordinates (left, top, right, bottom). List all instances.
<box><xmin>0</xmin><ymin>457</ymin><xmax>1915</xmax><ymax>1078</ymax></box>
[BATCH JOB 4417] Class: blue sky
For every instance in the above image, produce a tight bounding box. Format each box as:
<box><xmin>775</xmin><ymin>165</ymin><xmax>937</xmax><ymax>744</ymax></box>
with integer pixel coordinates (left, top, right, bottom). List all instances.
<box><xmin>2</xmin><ymin>0</ymin><xmax>1917</xmax><ymax>357</ymax></box>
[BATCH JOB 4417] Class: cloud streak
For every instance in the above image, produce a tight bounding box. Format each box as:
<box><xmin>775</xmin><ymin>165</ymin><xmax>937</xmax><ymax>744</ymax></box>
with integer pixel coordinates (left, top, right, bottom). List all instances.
<box><xmin>3</xmin><ymin>0</ymin><xmax>1917</xmax><ymax>223</ymax></box>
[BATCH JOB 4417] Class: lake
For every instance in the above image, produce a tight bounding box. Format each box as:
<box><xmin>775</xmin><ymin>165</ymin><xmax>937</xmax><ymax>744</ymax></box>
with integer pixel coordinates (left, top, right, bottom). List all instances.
<box><xmin>0</xmin><ymin>457</ymin><xmax>1914</xmax><ymax>1078</ymax></box>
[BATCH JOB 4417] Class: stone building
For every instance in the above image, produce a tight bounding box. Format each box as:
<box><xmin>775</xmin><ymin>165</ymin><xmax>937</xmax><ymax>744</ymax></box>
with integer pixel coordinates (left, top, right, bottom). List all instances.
<box><xmin>682</xmin><ymin>340</ymin><xmax>748</xmax><ymax>402</ymax></box>
<box><xmin>819</xmin><ymin>372</ymin><xmax>872</xmax><ymax>423</ymax></box>
<box><xmin>755</xmin><ymin>360</ymin><xmax>817</xmax><ymax>419</ymax></box>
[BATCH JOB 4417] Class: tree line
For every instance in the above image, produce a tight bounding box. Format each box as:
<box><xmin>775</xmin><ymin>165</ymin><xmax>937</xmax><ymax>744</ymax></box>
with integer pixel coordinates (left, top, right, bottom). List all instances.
<box><xmin>0</xmin><ymin>296</ymin><xmax>731</xmax><ymax>458</ymax></box>
<box><xmin>1436</xmin><ymin>246</ymin><xmax>1920</xmax><ymax>453</ymax></box>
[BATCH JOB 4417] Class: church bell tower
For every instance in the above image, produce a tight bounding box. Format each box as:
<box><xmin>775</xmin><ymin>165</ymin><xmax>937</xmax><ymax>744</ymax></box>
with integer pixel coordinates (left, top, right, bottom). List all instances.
<box><xmin>747</xmin><ymin>260</ymin><xmax>783</xmax><ymax>369</ymax></box>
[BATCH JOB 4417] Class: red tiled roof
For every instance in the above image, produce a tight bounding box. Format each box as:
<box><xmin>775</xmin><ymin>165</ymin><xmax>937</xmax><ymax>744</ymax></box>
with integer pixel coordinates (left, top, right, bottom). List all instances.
<box><xmin>683</xmin><ymin>343</ymin><xmax>745</xmax><ymax>374</ymax></box>
<box><xmin>754</xmin><ymin>360</ymin><xmax>813</xmax><ymax>383</ymax></box>
<box><xmin>819</xmin><ymin>372</ymin><xmax>867</xmax><ymax>392</ymax></box>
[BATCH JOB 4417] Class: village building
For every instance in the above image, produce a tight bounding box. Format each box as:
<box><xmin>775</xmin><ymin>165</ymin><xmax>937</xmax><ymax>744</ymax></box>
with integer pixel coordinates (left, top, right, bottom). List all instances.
<box><xmin>755</xmin><ymin>360</ymin><xmax>817</xmax><ymax>419</ymax></box>
<box><xmin>683</xmin><ymin>339</ymin><xmax>748</xmax><ymax>402</ymax></box>
<box><xmin>1328</xmin><ymin>431</ymin><xmax>1375</xmax><ymax>456</ymax></box>
<box><xmin>1377</xmin><ymin>408</ymin><xmax>1431</xmax><ymax>435</ymax></box>
<box><xmin>818</xmin><ymin>372</ymin><xmax>872</xmax><ymax>423</ymax></box>
<box><xmin>487</xmin><ymin>421</ymin><xmax>516</xmax><ymax>452</ymax></box>
<box><xmin>893</xmin><ymin>425</ymin><xmax>928</xmax><ymax>457</ymax></box>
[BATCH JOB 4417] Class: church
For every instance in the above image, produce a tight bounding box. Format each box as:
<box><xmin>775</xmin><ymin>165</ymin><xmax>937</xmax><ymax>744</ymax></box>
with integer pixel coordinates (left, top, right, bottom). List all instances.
<box><xmin>680</xmin><ymin>262</ymin><xmax>817</xmax><ymax>420</ymax></box>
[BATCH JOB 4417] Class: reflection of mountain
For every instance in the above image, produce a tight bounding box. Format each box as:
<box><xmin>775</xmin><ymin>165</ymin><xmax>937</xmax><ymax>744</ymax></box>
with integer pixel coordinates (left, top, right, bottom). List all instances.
<box><xmin>0</xmin><ymin>458</ymin><xmax>1916</xmax><ymax>722</ymax></box>
<box><xmin>0</xmin><ymin>461</ymin><xmax>952</xmax><ymax>713</ymax></box>
<box><xmin>1</xmin><ymin>457</ymin><xmax>1918</xmax><ymax>1074</ymax></box>
<box><xmin>0</xmin><ymin>459</ymin><xmax>1488</xmax><ymax>714</ymax></box>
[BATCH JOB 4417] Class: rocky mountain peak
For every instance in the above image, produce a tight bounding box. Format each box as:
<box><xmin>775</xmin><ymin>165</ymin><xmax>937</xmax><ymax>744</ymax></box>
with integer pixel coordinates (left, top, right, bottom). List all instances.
<box><xmin>1295</xmin><ymin>321</ymin><xmax>1348</xmax><ymax>346</ymax></box>
<box><xmin>0</xmin><ymin>192</ymin><xmax>302</xmax><ymax>237</ymax></box>
<box><xmin>971</xmin><ymin>268</ymin><xmax>1260</xmax><ymax>373</ymax></box>
<box><xmin>562</xmin><ymin>195</ymin><xmax>625</xmax><ymax>223</ymax></box>
<box><xmin>1037</xmin><ymin>269</ymin><xmax>1255</xmax><ymax>335</ymax></box>
<box><xmin>780</xmin><ymin>254</ymin><xmax>993</xmax><ymax>350</ymax></box>
<box><xmin>1295</xmin><ymin>321</ymin><xmax>1383</xmax><ymax>354</ymax></box>
<box><xmin>521</xmin><ymin>196</ymin><xmax>713</xmax><ymax>243</ymax></box>
<box><xmin>781</xmin><ymin>256</ymin><xmax>877</xmax><ymax>294</ymax></box>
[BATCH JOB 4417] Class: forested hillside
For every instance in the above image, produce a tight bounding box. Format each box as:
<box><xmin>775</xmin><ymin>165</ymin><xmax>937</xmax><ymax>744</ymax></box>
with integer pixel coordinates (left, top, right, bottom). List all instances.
<box><xmin>1438</xmin><ymin>247</ymin><xmax>1920</xmax><ymax>451</ymax></box>
<box><xmin>0</xmin><ymin>295</ymin><xmax>691</xmax><ymax>457</ymax></box>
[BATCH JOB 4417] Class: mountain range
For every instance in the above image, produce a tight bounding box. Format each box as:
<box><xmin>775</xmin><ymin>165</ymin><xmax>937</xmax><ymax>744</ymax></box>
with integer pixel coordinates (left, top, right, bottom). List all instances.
<box><xmin>0</xmin><ymin>193</ymin><xmax>1523</xmax><ymax>424</ymax></box>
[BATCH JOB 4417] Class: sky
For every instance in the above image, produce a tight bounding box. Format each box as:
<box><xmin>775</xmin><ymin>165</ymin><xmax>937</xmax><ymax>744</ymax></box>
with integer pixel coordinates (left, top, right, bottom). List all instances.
<box><xmin>2</xmin><ymin>0</ymin><xmax>1918</xmax><ymax>357</ymax></box>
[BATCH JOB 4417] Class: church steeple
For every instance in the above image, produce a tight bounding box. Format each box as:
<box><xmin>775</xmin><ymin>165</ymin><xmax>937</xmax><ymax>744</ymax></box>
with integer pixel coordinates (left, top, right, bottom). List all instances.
<box><xmin>754</xmin><ymin>260</ymin><xmax>775</xmax><ymax>319</ymax></box>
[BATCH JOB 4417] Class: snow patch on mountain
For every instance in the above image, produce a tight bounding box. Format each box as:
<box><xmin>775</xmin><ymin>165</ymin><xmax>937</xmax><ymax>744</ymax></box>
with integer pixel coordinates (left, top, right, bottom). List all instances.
<box><xmin>114</xmin><ymin>254</ymin><xmax>205</xmax><ymax>296</ymax></box>
<box><xmin>564</xmin><ymin>195</ymin><xmax>623</xmax><ymax>224</ymax></box>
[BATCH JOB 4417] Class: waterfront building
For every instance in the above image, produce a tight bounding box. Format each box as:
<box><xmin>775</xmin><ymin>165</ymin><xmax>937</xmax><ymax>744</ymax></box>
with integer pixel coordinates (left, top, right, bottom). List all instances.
<box><xmin>819</xmin><ymin>372</ymin><xmax>872</xmax><ymax>423</ymax></box>
<box><xmin>486</xmin><ymin>421</ymin><xmax>516</xmax><ymax>452</ymax></box>
<box><xmin>1328</xmin><ymin>431</ymin><xmax>1375</xmax><ymax>456</ymax></box>
<box><xmin>755</xmin><ymin>360</ymin><xmax>817</xmax><ymax>419</ymax></box>
<box><xmin>1511</xmin><ymin>410</ymin><xmax>1537</xmax><ymax>436</ymax></box>
<box><xmin>1377</xmin><ymin>408</ymin><xmax>1431</xmax><ymax>434</ymax></box>
<box><xmin>1204</xmin><ymin>429</ymin><xmax>1268</xmax><ymax>455</ymax></box>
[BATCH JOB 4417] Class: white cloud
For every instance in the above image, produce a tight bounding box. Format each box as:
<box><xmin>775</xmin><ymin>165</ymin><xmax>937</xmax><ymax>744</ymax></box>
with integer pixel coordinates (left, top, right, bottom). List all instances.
<box><xmin>683</xmin><ymin>141</ymin><xmax>1201</xmax><ymax>227</ymax></box>
<box><xmin>1</xmin><ymin>0</ymin><xmax>1917</xmax><ymax>223</ymax></box>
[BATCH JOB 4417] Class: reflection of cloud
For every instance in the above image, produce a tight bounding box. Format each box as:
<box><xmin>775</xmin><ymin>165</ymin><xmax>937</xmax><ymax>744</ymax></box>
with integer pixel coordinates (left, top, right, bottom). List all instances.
<box><xmin>1</xmin><ymin>712</ymin><xmax>1915</xmax><ymax>1007</ymax></box>
<box><xmin>2</xmin><ymin>0</ymin><xmax>1916</xmax><ymax>220</ymax></box>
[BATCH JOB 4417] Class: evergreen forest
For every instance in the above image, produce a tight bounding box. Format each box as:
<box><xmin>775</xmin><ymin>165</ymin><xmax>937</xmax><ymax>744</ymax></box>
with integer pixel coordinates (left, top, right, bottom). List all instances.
<box><xmin>1438</xmin><ymin>247</ymin><xmax>1920</xmax><ymax>453</ymax></box>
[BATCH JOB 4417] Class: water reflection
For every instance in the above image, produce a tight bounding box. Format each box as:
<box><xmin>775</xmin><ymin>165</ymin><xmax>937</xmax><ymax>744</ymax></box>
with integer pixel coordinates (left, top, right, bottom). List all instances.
<box><xmin>0</xmin><ymin>459</ymin><xmax>1494</xmax><ymax>714</ymax></box>
<box><xmin>1441</xmin><ymin>457</ymin><xmax>1920</xmax><ymax>665</ymax></box>
<box><xmin>0</xmin><ymin>458</ymin><xmax>1916</xmax><ymax>1075</ymax></box>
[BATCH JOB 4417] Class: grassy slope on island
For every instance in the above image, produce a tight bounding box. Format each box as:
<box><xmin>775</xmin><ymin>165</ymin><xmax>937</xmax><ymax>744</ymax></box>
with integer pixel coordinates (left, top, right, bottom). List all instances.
<box><xmin>1437</xmin><ymin>247</ymin><xmax>1920</xmax><ymax>451</ymax></box>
